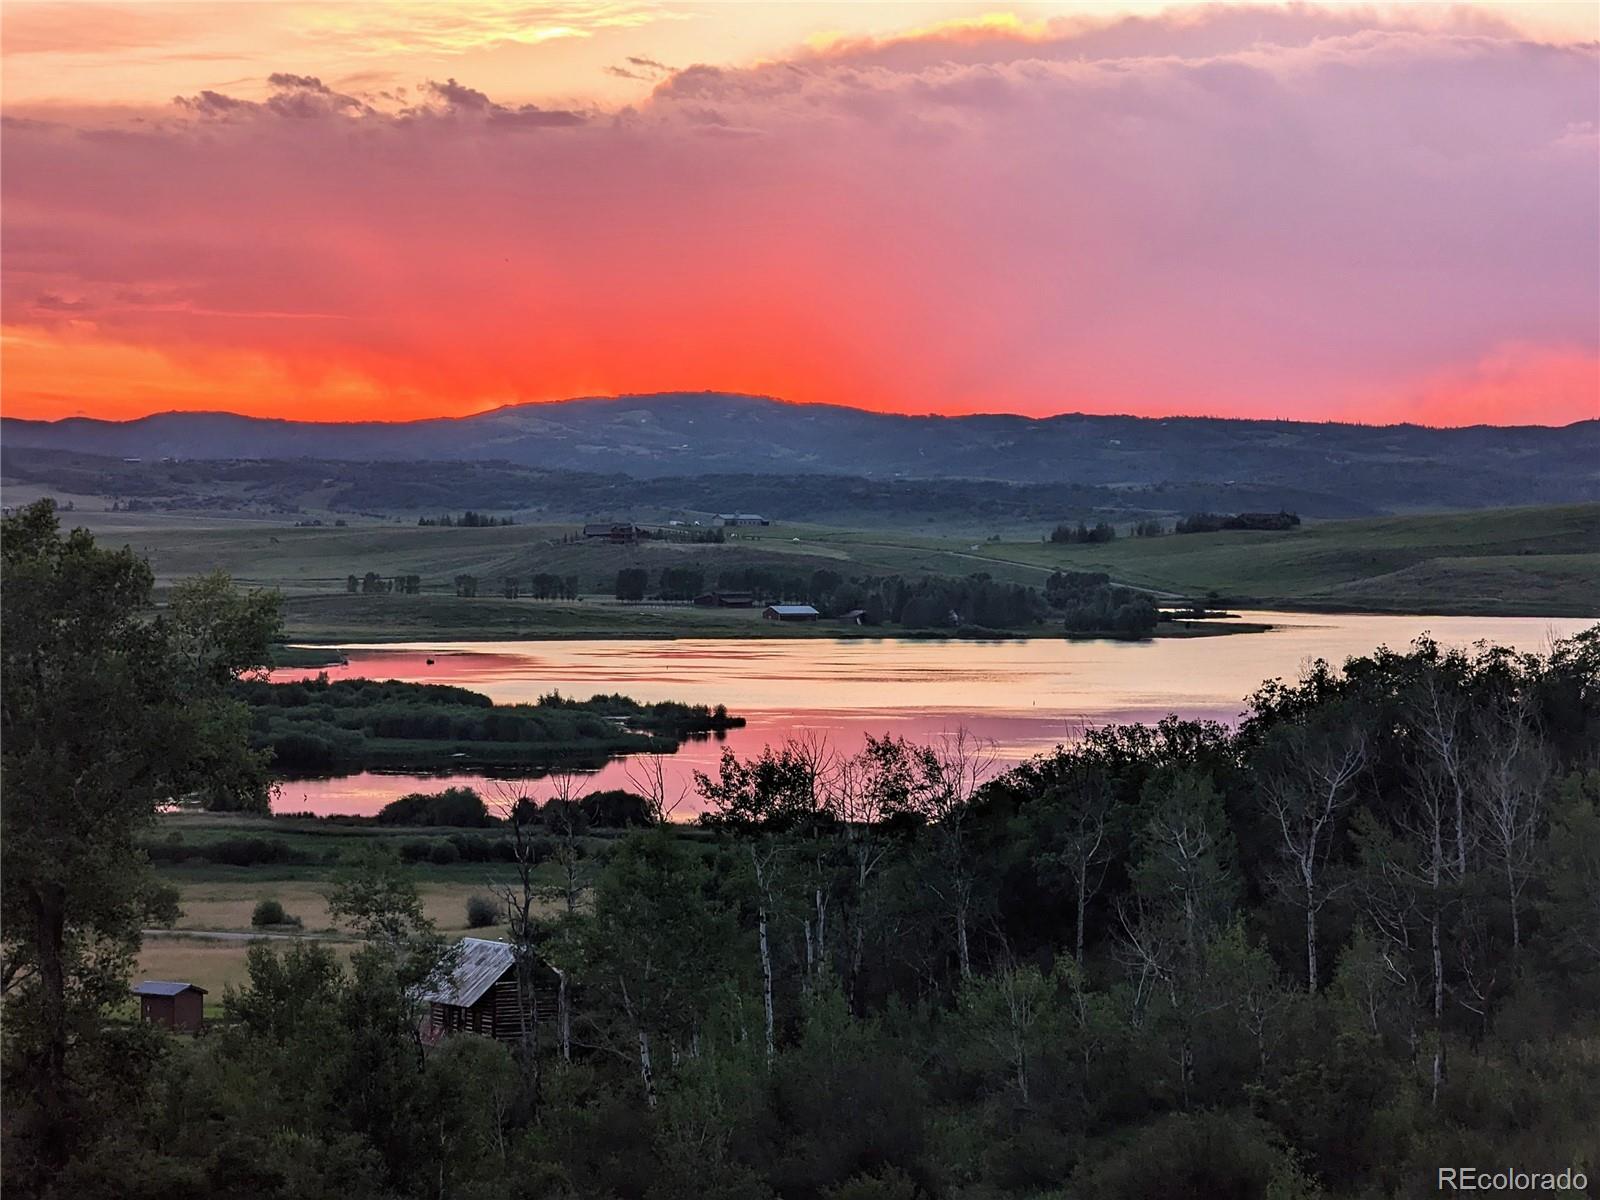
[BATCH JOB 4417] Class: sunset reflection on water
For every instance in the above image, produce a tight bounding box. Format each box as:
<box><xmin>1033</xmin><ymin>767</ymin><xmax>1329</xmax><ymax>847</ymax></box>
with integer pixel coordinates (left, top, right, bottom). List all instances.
<box><xmin>268</xmin><ymin>612</ymin><xmax>1593</xmax><ymax>817</ymax></box>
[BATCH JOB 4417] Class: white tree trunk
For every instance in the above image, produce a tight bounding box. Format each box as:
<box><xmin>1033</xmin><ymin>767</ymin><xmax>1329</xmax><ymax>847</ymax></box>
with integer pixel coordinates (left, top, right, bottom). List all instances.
<box><xmin>558</xmin><ymin>971</ymin><xmax>571</xmax><ymax>1062</ymax></box>
<box><xmin>638</xmin><ymin>1028</ymin><xmax>657</xmax><ymax>1109</ymax></box>
<box><xmin>758</xmin><ymin>903</ymin><xmax>775</xmax><ymax>1064</ymax></box>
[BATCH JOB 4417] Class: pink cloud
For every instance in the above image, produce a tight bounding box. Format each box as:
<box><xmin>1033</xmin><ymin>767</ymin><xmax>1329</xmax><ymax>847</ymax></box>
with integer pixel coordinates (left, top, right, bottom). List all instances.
<box><xmin>2</xmin><ymin>5</ymin><xmax>1595</xmax><ymax>423</ymax></box>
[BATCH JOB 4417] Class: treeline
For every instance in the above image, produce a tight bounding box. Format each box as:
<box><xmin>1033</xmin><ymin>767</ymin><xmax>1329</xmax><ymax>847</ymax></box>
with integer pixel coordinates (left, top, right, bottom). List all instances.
<box><xmin>1049</xmin><ymin>520</ymin><xmax>1117</xmax><ymax>544</ymax></box>
<box><xmin>237</xmin><ymin>677</ymin><xmax>740</xmax><ymax>775</ymax></box>
<box><xmin>617</xmin><ymin>565</ymin><xmax>1151</xmax><ymax>634</ymax></box>
<box><xmin>376</xmin><ymin>784</ymin><xmax>658</xmax><ymax>831</ymax></box>
<box><xmin>1176</xmin><ymin>510</ymin><xmax>1301</xmax><ymax>534</ymax></box>
<box><xmin>20</xmin><ymin>626</ymin><xmax>1598</xmax><ymax>1198</ymax></box>
<box><xmin>345</xmin><ymin>571</ymin><xmax>580</xmax><ymax>599</ymax></box>
<box><xmin>1046</xmin><ymin>569</ymin><xmax>1159</xmax><ymax>634</ymax></box>
<box><xmin>417</xmin><ymin>511</ymin><xmax>515</xmax><ymax>526</ymax></box>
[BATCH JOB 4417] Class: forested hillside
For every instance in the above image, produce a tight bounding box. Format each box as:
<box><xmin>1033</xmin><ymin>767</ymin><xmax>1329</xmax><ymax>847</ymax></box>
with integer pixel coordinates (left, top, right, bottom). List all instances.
<box><xmin>5</xmin><ymin>499</ymin><xmax>1596</xmax><ymax>1200</ymax></box>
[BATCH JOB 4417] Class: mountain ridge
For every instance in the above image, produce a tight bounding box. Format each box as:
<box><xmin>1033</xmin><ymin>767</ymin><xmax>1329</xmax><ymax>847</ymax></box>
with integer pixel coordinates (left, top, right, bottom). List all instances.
<box><xmin>5</xmin><ymin>392</ymin><xmax>1596</xmax><ymax>513</ymax></box>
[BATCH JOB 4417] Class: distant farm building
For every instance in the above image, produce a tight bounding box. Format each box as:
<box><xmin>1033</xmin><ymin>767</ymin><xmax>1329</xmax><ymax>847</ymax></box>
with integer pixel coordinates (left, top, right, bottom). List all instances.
<box><xmin>763</xmin><ymin>604</ymin><xmax>820</xmax><ymax>622</ymax></box>
<box><xmin>582</xmin><ymin>522</ymin><xmax>641</xmax><ymax>544</ymax></box>
<box><xmin>133</xmin><ymin>980</ymin><xmax>206</xmax><ymax>1034</ymax></box>
<box><xmin>694</xmin><ymin>590</ymin><xmax>756</xmax><ymax>608</ymax></box>
<box><xmin>713</xmin><ymin>514</ymin><xmax>770</xmax><ymax>527</ymax></box>
<box><xmin>421</xmin><ymin>938</ymin><xmax>562</xmax><ymax>1046</ymax></box>
<box><xmin>839</xmin><ymin>608</ymin><xmax>867</xmax><ymax>626</ymax></box>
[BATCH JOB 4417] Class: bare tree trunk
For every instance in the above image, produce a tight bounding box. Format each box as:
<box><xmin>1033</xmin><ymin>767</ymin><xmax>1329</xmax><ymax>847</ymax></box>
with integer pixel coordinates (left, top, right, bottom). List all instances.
<box><xmin>637</xmin><ymin>1028</ymin><xmax>657</xmax><ymax>1109</ymax></box>
<box><xmin>558</xmin><ymin>970</ymin><xmax>572</xmax><ymax>1062</ymax></box>
<box><xmin>758</xmin><ymin>902</ymin><xmax>775</xmax><ymax>1062</ymax></box>
<box><xmin>802</xmin><ymin>916</ymin><xmax>815</xmax><ymax>994</ymax></box>
<box><xmin>1305</xmin><ymin>880</ymin><xmax>1319</xmax><ymax>993</ymax></box>
<box><xmin>1506</xmin><ymin>857</ymin><xmax>1522</xmax><ymax>957</ymax></box>
<box><xmin>1430</xmin><ymin>910</ymin><xmax>1444</xmax><ymax>1107</ymax></box>
<box><xmin>956</xmin><ymin>898</ymin><xmax>972</xmax><ymax>981</ymax></box>
<box><xmin>815</xmin><ymin>884</ymin><xmax>828</xmax><ymax>976</ymax></box>
<box><xmin>1075</xmin><ymin>869</ymin><xmax>1088</xmax><ymax>967</ymax></box>
<box><xmin>750</xmin><ymin>846</ymin><xmax>776</xmax><ymax>1063</ymax></box>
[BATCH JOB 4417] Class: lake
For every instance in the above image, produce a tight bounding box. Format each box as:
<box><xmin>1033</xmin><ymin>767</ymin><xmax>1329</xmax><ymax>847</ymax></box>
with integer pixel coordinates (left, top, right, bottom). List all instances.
<box><xmin>268</xmin><ymin>612</ymin><xmax>1593</xmax><ymax>817</ymax></box>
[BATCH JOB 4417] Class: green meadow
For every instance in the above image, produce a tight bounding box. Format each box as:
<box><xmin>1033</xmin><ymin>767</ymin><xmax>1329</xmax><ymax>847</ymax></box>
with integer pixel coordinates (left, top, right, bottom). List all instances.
<box><xmin>62</xmin><ymin>502</ymin><xmax>1600</xmax><ymax>643</ymax></box>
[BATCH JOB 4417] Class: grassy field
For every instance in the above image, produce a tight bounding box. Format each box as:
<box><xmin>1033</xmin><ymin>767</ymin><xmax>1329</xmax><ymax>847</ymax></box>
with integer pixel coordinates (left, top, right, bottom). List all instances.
<box><xmin>140</xmin><ymin>812</ymin><xmax>583</xmax><ymax>1008</ymax></box>
<box><xmin>805</xmin><ymin>505</ymin><xmax>1600</xmax><ymax>617</ymax></box>
<box><xmin>49</xmin><ymin>503</ymin><xmax>1600</xmax><ymax>633</ymax></box>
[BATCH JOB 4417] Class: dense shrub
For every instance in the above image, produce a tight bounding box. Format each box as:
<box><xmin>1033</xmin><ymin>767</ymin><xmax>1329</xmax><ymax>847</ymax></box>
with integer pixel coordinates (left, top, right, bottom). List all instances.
<box><xmin>428</xmin><ymin>840</ymin><xmax>460</xmax><ymax>866</ymax></box>
<box><xmin>250</xmin><ymin>898</ymin><xmax>298</xmax><ymax>928</ymax></box>
<box><xmin>581</xmin><ymin>789</ymin><xmax>656</xmax><ymax>827</ymax></box>
<box><xmin>377</xmin><ymin>786</ymin><xmax>493</xmax><ymax>827</ymax></box>
<box><xmin>399</xmin><ymin>839</ymin><xmax>434</xmax><ymax>864</ymax></box>
<box><xmin>465</xmin><ymin>894</ymin><xmax>499</xmax><ymax>928</ymax></box>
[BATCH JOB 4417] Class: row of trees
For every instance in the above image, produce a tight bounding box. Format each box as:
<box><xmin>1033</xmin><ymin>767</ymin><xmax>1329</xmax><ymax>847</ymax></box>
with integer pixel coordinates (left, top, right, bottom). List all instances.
<box><xmin>1176</xmin><ymin>511</ymin><xmax>1301</xmax><ymax>534</ymax></box>
<box><xmin>1044</xmin><ymin>570</ymin><xmax>1159</xmax><ymax>635</ymax></box>
<box><xmin>345</xmin><ymin>573</ymin><xmax>583</xmax><ymax>599</ymax></box>
<box><xmin>418</xmin><ymin>511</ymin><xmax>516</xmax><ymax>527</ymax></box>
<box><xmin>1049</xmin><ymin>520</ymin><xmax>1118</xmax><ymax>544</ymax></box>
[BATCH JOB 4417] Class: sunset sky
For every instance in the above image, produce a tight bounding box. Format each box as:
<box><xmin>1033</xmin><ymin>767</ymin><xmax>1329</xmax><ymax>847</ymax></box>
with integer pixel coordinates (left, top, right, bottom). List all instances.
<box><xmin>3</xmin><ymin>1</ymin><xmax>1597</xmax><ymax>425</ymax></box>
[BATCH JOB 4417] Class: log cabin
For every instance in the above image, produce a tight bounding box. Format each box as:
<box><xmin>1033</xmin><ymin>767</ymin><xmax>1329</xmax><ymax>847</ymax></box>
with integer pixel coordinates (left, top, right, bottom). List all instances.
<box><xmin>421</xmin><ymin>938</ymin><xmax>563</xmax><ymax>1047</ymax></box>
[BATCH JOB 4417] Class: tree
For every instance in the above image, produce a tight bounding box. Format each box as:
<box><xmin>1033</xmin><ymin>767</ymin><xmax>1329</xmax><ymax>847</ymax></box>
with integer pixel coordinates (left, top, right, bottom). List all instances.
<box><xmin>582</xmin><ymin>829</ymin><xmax>736</xmax><ymax>1107</ymax></box>
<box><xmin>489</xmin><ymin>784</ymin><xmax>557</xmax><ymax>1089</ymax></box>
<box><xmin>1034</xmin><ymin>760</ymin><xmax>1117</xmax><ymax>965</ymax></box>
<box><xmin>1116</xmin><ymin>767</ymin><xmax>1239</xmax><ymax>1105</ymax></box>
<box><xmin>827</xmin><ymin>736</ymin><xmax>909</xmax><ymax>1007</ymax></box>
<box><xmin>542</xmin><ymin>771</ymin><xmax>591</xmax><ymax>917</ymax></box>
<box><xmin>1470</xmin><ymin>690</ymin><xmax>1548</xmax><ymax>958</ymax></box>
<box><xmin>1</xmin><ymin>500</ymin><xmax>280</xmax><ymax>1170</ymax></box>
<box><xmin>1257</xmin><ymin>711</ymin><xmax>1367</xmax><ymax>991</ymax></box>
<box><xmin>906</xmin><ymin>729</ymin><xmax>995</xmax><ymax>980</ymax></box>
<box><xmin>615</xmin><ymin>567</ymin><xmax>648</xmax><ymax>602</ymax></box>
<box><xmin>959</xmin><ymin>959</ymin><xmax>1054</xmax><ymax>1105</ymax></box>
<box><xmin>698</xmin><ymin>743</ymin><xmax>819</xmax><ymax>1062</ymax></box>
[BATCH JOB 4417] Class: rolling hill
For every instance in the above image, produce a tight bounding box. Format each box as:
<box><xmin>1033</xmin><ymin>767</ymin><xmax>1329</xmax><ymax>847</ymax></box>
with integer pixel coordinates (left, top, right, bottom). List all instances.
<box><xmin>5</xmin><ymin>393</ymin><xmax>1595</xmax><ymax>514</ymax></box>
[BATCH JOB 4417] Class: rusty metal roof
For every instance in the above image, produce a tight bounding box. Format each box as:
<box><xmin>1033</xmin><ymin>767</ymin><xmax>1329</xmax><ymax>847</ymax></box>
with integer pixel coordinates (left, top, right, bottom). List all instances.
<box><xmin>422</xmin><ymin>938</ymin><xmax>514</xmax><ymax>1009</ymax></box>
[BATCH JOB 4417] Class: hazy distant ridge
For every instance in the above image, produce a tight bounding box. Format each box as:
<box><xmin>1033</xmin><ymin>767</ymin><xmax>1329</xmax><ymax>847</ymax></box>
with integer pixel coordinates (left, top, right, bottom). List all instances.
<box><xmin>5</xmin><ymin>393</ymin><xmax>1595</xmax><ymax>511</ymax></box>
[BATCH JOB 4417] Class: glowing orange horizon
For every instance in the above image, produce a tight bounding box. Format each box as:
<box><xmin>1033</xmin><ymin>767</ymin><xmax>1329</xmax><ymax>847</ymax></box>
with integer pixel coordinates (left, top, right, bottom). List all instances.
<box><xmin>3</xmin><ymin>325</ymin><xmax>1596</xmax><ymax>428</ymax></box>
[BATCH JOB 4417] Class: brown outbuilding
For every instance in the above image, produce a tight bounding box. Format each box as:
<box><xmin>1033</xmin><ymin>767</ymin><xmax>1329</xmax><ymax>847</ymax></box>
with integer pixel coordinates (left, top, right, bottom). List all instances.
<box><xmin>133</xmin><ymin>980</ymin><xmax>207</xmax><ymax>1034</ymax></box>
<box><xmin>421</xmin><ymin>938</ymin><xmax>564</xmax><ymax>1046</ymax></box>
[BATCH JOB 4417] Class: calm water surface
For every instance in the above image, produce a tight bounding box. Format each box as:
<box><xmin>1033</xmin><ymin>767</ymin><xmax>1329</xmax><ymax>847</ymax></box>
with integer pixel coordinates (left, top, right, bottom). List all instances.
<box><xmin>269</xmin><ymin>612</ymin><xmax>1593</xmax><ymax>817</ymax></box>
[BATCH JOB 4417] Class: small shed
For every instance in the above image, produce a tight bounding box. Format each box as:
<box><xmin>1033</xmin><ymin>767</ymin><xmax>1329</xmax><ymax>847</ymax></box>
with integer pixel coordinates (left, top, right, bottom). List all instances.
<box><xmin>763</xmin><ymin>604</ymin><xmax>820</xmax><ymax>622</ymax></box>
<box><xmin>421</xmin><ymin>938</ymin><xmax>562</xmax><ymax>1046</ymax></box>
<box><xmin>133</xmin><ymin>980</ymin><xmax>207</xmax><ymax>1033</ymax></box>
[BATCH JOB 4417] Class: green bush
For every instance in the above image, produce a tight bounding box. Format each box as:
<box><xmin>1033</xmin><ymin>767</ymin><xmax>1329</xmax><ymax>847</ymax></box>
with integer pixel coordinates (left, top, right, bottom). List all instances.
<box><xmin>466</xmin><ymin>894</ymin><xmax>499</xmax><ymax>928</ymax></box>
<box><xmin>428</xmin><ymin>840</ymin><xmax>461</xmax><ymax>866</ymax></box>
<box><xmin>251</xmin><ymin>898</ymin><xmax>300</xmax><ymax>928</ymax></box>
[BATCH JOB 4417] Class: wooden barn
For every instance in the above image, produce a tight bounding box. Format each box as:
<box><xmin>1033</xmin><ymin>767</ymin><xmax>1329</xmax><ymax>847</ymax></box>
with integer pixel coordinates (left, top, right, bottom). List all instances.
<box><xmin>421</xmin><ymin>938</ymin><xmax>563</xmax><ymax>1046</ymax></box>
<box><xmin>762</xmin><ymin>604</ymin><xmax>820</xmax><ymax>622</ymax></box>
<box><xmin>582</xmin><ymin>522</ymin><xmax>641</xmax><ymax>544</ymax></box>
<box><xmin>133</xmin><ymin>980</ymin><xmax>207</xmax><ymax>1033</ymax></box>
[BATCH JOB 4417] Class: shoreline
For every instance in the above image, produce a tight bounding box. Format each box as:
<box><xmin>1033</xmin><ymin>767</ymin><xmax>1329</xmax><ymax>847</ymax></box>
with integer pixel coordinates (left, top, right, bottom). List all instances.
<box><xmin>272</xmin><ymin>617</ymin><xmax>1275</xmax><ymax>661</ymax></box>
